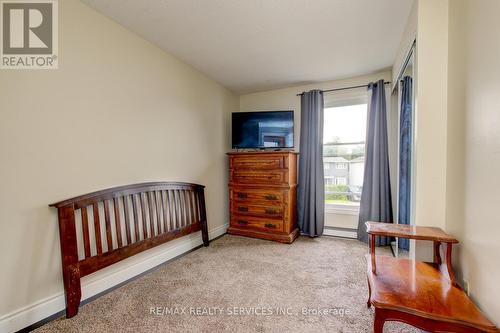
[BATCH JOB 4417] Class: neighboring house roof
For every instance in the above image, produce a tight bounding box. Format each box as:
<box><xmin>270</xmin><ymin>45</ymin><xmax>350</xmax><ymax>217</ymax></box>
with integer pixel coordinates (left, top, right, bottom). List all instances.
<box><xmin>324</xmin><ymin>157</ymin><xmax>348</xmax><ymax>163</ymax></box>
<box><xmin>350</xmin><ymin>156</ymin><xmax>365</xmax><ymax>163</ymax></box>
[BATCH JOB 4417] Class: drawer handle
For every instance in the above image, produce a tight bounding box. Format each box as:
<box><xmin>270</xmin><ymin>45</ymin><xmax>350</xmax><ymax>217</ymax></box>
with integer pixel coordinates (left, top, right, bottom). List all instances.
<box><xmin>237</xmin><ymin>220</ymin><xmax>248</xmax><ymax>225</ymax></box>
<box><xmin>265</xmin><ymin>209</ymin><xmax>277</xmax><ymax>215</ymax></box>
<box><xmin>265</xmin><ymin>195</ymin><xmax>278</xmax><ymax>200</ymax></box>
<box><xmin>238</xmin><ymin>206</ymin><xmax>248</xmax><ymax>212</ymax></box>
<box><xmin>265</xmin><ymin>223</ymin><xmax>277</xmax><ymax>229</ymax></box>
<box><xmin>237</xmin><ymin>193</ymin><xmax>247</xmax><ymax>199</ymax></box>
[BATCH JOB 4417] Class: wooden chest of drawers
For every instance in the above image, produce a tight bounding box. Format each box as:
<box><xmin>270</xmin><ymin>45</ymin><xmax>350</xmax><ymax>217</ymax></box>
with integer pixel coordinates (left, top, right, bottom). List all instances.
<box><xmin>227</xmin><ymin>151</ymin><xmax>299</xmax><ymax>243</ymax></box>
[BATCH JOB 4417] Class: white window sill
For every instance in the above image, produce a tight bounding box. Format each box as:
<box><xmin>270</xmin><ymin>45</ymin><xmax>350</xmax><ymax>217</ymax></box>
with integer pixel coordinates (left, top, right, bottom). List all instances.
<box><xmin>325</xmin><ymin>204</ymin><xmax>360</xmax><ymax>216</ymax></box>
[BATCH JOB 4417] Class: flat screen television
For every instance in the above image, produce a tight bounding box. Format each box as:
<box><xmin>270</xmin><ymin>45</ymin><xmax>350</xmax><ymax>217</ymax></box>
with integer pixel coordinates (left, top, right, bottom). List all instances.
<box><xmin>232</xmin><ymin>111</ymin><xmax>294</xmax><ymax>149</ymax></box>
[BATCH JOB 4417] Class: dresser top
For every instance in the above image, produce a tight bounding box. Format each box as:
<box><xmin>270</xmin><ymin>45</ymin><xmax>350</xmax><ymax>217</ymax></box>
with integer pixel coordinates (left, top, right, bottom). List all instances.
<box><xmin>227</xmin><ymin>150</ymin><xmax>298</xmax><ymax>155</ymax></box>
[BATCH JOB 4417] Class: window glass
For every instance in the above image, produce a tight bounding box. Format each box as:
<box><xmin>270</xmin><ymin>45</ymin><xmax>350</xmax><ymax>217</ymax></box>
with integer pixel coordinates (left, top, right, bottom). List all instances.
<box><xmin>324</xmin><ymin>104</ymin><xmax>367</xmax><ymax>206</ymax></box>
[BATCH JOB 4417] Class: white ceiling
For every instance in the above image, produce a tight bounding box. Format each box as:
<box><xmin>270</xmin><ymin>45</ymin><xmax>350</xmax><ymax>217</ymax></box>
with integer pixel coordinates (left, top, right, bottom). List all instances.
<box><xmin>82</xmin><ymin>0</ymin><xmax>413</xmax><ymax>94</ymax></box>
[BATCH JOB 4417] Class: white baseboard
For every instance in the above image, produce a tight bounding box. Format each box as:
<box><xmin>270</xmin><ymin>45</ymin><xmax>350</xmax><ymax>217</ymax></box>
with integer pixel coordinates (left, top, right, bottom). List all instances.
<box><xmin>323</xmin><ymin>227</ymin><xmax>357</xmax><ymax>239</ymax></box>
<box><xmin>0</xmin><ymin>224</ymin><xmax>228</xmax><ymax>333</ymax></box>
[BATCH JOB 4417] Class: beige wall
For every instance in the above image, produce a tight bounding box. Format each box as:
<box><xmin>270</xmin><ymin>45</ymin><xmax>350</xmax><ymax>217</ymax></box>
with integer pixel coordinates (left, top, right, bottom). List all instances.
<box><xmin>446</xmin><ymin>0</ymin><xmax>500</xmax><ymax>323</ymax></box>
<box><xmin>0</xmin><ymin>0</ymin><xmax>237</xmax><ymax>321</ymax></box>
<box><xmin>413</xmin><ymin>0</ymin><xmax>449</xmax><ymax>231</ymax></box>
<box><xmin>239</xmin><ymin>71</ymin><xmax>392</xmax><ymax>231</ymax></box>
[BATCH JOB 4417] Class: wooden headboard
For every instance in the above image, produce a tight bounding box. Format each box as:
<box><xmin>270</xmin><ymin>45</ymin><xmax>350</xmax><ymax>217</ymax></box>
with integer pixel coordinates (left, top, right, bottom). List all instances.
<box><xmin>49</xmin><ymin>182</ymin><xmax>209</xmax><ymax>318</ymax></box>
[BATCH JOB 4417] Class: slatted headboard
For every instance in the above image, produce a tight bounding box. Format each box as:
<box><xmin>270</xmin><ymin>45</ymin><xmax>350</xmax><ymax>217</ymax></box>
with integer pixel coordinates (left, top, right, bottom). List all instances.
<box><xmin>49</xmin><ymin>182</ymin><xmax>209</xmax><ymax>318</ymax></box>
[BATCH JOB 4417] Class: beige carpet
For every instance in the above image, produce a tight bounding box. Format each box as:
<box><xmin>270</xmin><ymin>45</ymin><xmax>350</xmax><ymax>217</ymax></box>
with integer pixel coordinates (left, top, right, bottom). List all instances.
<box><xmin>35</xmin><ymin>235</ymin><xmax>417</xmax><ymax>333</ymax></box>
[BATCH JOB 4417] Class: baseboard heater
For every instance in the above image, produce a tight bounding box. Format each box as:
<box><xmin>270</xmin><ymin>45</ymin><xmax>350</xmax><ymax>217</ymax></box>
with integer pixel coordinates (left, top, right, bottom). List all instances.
<box><xmin>323</xmin><ymin>226</ymin><xmax>357</xmax><ymax>239</ymax></box>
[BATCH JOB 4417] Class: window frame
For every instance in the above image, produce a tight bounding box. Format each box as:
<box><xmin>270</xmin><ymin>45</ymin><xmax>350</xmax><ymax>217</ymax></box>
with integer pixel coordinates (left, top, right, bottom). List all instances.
<box><xmin>323</xmin><ymin>93</ymin><xmax>368</xmax><ymax>214</ymax></box>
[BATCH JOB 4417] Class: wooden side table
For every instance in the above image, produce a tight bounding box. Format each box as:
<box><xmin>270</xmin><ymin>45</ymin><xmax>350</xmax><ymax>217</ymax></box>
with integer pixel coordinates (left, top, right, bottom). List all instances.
<box><xmin>365</xmin><ymin>221</ymin><xmax>498</xmax><ymax>333</ymax></box>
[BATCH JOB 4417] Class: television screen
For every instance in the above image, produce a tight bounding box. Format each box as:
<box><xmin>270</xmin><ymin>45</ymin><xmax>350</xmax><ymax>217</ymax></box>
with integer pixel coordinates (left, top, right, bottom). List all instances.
<box><xmin>232</xmin><ymin>111</ymin><xmax>294</xmax><ymax>149</ymax></box>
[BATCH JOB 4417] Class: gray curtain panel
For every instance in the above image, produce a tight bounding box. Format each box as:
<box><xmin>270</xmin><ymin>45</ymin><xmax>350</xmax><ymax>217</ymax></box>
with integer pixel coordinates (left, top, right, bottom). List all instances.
<box><xmin>357</xmin><ymin>80</ymin><xmax>394</xmax><ymax>245</ymax></box>
<box><xmin>297</xmin><ymin>90</ymin><xmax>325</xmax><ymax>237</ymax></box>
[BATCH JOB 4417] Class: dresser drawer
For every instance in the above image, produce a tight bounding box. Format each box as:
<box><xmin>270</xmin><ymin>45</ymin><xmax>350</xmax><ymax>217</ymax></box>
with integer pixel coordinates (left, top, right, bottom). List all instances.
<box><xmin>231</xmin><ymin>216</ymin><xmax>283</xmax><ymax>233</ymax></box>
<box><xmin>231</xmin><ymin>169</ymin><xmax>288</xmax><ymax>185</ymax></box>
<box><xmin>230</xmin><ymin>155</ymin><xmax>285</xmax><ymax>170</ymax></box>
<box><xmin>233</xmin><ymin>202</ymin><xmax>283</xmax><ymax>219</ymax></box>
<box><xmin>232</xmin><ymin>188</ymin><xmax>285</xmax><ymax>205</ymax></box>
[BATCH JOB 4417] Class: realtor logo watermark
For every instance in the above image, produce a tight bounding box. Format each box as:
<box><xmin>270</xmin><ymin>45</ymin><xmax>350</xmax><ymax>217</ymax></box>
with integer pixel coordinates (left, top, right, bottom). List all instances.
<box><xmin>0</xmin><ymin>0</ymin><xmax>58</xmax><ymax>69</ymax></box>
<box><xmin>149</xmin><ymin>306</ymin><xmax>351</xmax><ymax>317</ymax></box>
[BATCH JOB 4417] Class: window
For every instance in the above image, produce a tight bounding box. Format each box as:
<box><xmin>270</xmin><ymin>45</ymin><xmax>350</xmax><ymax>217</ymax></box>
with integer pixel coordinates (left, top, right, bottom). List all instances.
<box><xmin>324</xmin><ymin>103</ymin><xmax>367</xmax><ymax>207</ymax></box>
<box><xmin>335</xmin><ymin>177</ymin><xmax>347</xmax><ymax>185</ymax></box>
<box><xmin>336</xmin><ymin>162</ymin><xmax>348</xmax><ymax>170</ymax></box>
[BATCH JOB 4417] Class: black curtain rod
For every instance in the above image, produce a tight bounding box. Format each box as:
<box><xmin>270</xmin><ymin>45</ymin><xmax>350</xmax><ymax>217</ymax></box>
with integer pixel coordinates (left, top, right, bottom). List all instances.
<box><xmin>296</xmin><ymin>81</ymin><xmax>391</xmax><ymax>96</ymax></box>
